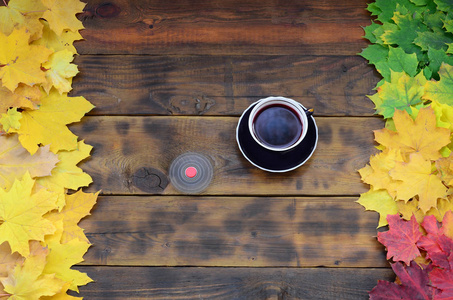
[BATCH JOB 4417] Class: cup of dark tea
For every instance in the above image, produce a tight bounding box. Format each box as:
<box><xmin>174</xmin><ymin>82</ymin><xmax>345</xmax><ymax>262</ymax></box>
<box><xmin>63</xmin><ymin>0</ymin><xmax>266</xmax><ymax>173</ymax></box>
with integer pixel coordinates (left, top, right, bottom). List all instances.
<box><xmin>248</xmin><ymin>96</ymin><xmax>309</xmax><ymax>151</ymax></box>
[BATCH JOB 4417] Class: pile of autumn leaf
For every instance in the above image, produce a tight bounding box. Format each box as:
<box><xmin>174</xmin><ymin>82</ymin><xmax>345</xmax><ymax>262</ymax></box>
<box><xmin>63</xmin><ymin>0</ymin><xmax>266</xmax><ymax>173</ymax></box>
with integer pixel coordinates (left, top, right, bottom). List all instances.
<box><xmin>0</xmin><ymin>0</ymin><xmax>98</xmax><ymax>298</ymax></box>
<box><xmin>358</xmin><ymin>0</ymin><xmax>453</xmax><ymax>298</ymax></box>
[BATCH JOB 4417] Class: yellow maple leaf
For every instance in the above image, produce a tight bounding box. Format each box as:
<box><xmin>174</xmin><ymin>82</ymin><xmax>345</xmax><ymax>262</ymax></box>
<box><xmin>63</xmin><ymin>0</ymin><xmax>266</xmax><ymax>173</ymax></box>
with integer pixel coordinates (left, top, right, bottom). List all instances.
<box><xmin>436</xmin><ymin>153</ymin><xmax>453</xmax><ymax>187</ymax></box>
<box><xmin>416</xmin><ymin>100</ymin><xmax>453</xmax><ymax>157</ymax></box>
<box><xmin>391</xmin><ymin>153</ymin><xmax>447</xmax><ymax>213</ymax></box>
<box><xmin>37</xmin><ymin>140</ymin><xmax>93</xmax><ymax>210</ymax></box>
<box><xmin>47</xmin><ymin>190</ymin><xmax>98</xmax><ymax>243</ymax></box>
<box><xmin>11</xmin><ymin>89</ymin><xmax>94</xmax><ymax>154</ymax></box>
<box><xmin>359</xmin><ymin>149</ymin><xmax>405</xmax><ymax>198</ymax></box>
<box><xmin>41</xmin><ymin>282</ymin><xmax>82</xmax><ymax>300</ymax></box>
<box><xmin>33</xmin><ymin>19</ymin><xmax>83</xmax><ymax>54</ymax></box>
<box><xmin>357</xmin><ymin>188</ymin><xmax>398</xmax><ymax>228</ymax></box>
<box><xmin>397</xmin><ymin>198</ymin><xmax>425</xmax><ymax>224</ymax></box>
<box><xmin>41</xmin><ymin>0</ymin><xmax>85</xmax><ymax>36</ymax></box>
<box><xmin>0</xmin><ymin>134</ymin><xmax>59</xmax><ymax>190</ymax></box>
<box><xmin>430</xmin><ymin>100</ymin><xmax>453</xmax><ymax>131</ymax></box>
<box><xmin>374</xmin><ymin>107</ymin><xmax>451</xmax><ymax>161</ymax></box>
<box><xmin>0</xmin><ymin>107</ymin><xmax>21</xmax><ymax>132</ymax></box>
<box><xmin>42</xmin><ymin>49</ymin><xmax>78</xmax><ymax>94</ymax></box>
<box><xmin>397</xmin><ymin>197</ymin><xmax>453</xmax><ymax>224</ymax></box>
<box><xmin>43</xmin><ymin>221</ymin><xmax>92</xmax><ymax>292</ymax></box>
<box><xmin>0</xmin><ymin>0</ymin><xmax>46</xmax><ymax>41</ymax></box>
<box><xmin>434</xmin><ymin>197</ymin><xmax>453</xmax><ymax>221</ymax></box>
<box><xmin>0</xmin><ymin>173</ymin><xmax>57</xmax><ymax>256</ymax></box>
<box><xmin>1</xmin><ymin>243</ymin><xmax>64</xmax><ymax>299</ymax></box>
<box><xmin>358</xmin><ymin>164</ymin><xmax>372</xmax><ymax>180</ymax></box>
<box><xmin>0</xmin><ymin>4</ymin><xmax>24</xmax><ymax>36</ymax></box>
<box><xmin>0</xmin><ymin>28</ymin><xmax>52</xmax><ymax>92</ymax></box>
<box><xmin>0</xmin><ymin>83</ymin><xmax>41</xmax><ymax>113</ymax></box>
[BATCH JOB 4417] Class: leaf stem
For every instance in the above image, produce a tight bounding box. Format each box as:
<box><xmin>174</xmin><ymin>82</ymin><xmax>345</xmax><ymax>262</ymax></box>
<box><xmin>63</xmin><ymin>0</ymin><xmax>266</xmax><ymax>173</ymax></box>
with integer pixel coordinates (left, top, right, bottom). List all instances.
<box><xmin>2</xmin><ymin>0</ymin><xmax>8</xmax><ymax>7</ymax></box>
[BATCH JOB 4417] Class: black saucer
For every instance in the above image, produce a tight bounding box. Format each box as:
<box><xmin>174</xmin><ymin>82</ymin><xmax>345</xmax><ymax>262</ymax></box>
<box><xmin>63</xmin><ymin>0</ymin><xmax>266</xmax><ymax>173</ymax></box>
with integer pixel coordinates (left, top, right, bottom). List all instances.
<box><xmin>236</xmin><ymin>102</ymin><xmax>318</xmax><ymax>172</ymax></box>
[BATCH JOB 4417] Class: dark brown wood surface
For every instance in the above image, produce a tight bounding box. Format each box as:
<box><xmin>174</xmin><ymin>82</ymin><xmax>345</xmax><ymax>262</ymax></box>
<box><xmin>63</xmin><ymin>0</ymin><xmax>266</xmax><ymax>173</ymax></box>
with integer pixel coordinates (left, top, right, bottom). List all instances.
<box><xmin>77</xmin><ymin>0</ymin><xmax>370</xmax><ymax>55</ymax></box>
<box><xmin>79</xmin><ymin>196</ymin><xmax>387</xmax><ymax>267</ymax></box>
<box><xmin>72</xmin><ymin>55</ymin><xmax>378</xmax><ymax>116</ymax></box>
<box><xmin>75</xmin><ymin>267</ymin><xmax>395</xmax><ymax>299</ymax></box>
<box><xmin>72</xmin><ymin>0</ymin><xmax>387</xmax><ymax>299</ymax></box>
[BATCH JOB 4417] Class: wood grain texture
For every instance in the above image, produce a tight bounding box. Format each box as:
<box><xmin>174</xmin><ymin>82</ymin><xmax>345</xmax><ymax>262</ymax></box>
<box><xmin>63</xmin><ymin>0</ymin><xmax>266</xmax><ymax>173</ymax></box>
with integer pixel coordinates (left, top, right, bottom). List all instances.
<box><xmin>80</xmin><ymin>196</ymin><xmax>386</xmax><ymax>267</ymax></box>
<box><xmin>75</xmin><ymin>266</ymin><xmax>394</xmax><ymax>299</ymax></box>
<box><xmin>67</xmin><ymin>0</ymin><xmax>389</xmax><ymax>297</ymax></box>
<box><xmin>71</xmin><ymin>116</ymin><xmax>382</xmax><ymax>195</ymax></box>
<box><xmin>72</xmin><ymin>55</ymin><xmax>378</xmax><ymax>116</ymax></box>
<box><xmin>77</xmin><ymin>0</ymin><xmax>371</xmax><ymax>55</ymax></box>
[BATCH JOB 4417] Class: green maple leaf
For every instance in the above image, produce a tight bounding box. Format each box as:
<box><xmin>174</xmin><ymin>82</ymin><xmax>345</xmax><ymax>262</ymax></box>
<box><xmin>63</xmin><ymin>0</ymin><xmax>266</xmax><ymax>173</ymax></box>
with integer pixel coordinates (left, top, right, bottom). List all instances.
<box><xmin>382</xmin><ymin>12</ymin><xmax>428</xmax><ymax>57</ymax></box>
<box><xmin>444</xmin><ymin>16</ymin><xmax>453</xmax><ymax>33</ymax></box>
<box><xmin>367</xmin><ymin>2</ymin><xmax>381</xmax><ymax>18</ymax></box>
<box><xmin>372</xmin><ymin>23</ymin><xmax>391</xmax><ymax>45</ymax></box>
<box><xmin>399</xmin><ymin>1</ymin><xmax>432</xmax><ymax>17</ymax></box>
<box><xmin>424</xmin><ymin>63</ymin><xmax>453</xmax><ymax>105</ymax></box>
<box><xmin>360</xmin><ymin>46</ymin><xmax>419</xmax><ymax>82</ymax></box>
<box><xmin>415</xmin><ymin>29</ymin><xmax>453</xmax><ymax>51</ymax></box>
<box><xmin>410</xmin><ymin>0</ymin><xmax>429</xmax><ymax>5</ymax></box>
<box><xmin>422</xmin><ymin>10</ymin><xmax>445</xmax><ymax>29</ymax></box>
<box><xmin>372</xmin><ymin>0</ymin><xmax>424</xmax><ymax>24</ymax></box>
<box><xmin>447</xmin><ymin>43</ymin><xmax>453</xmax><ymax>54</ymax></box>
<box><xmin>372</xmin><ymin>0</ymin><xmax>397</xmax><ymax>23</ymax></box>
<box><xmin>371</xmin><ymin>71</ymin><xmax>427</xmax><ymax>118</ymax></box>
<box><xmin>434</xmin><ymin>0</ymin><xmax>453</xmax><ymax>12</ymax></box>
<box><xmin>363</xmin><ymin>21</ymin><xmax>381</xmax><ymax>44</ymax></box>
<box><xmin>360</xmin><ymin>44</ymin><xmax>388</xmax><ymax>67</ymax></box>
<box><xmin>387</xmin><ymin>46</ymin><xmax>419</xmax><ymax>77</ymax></box>
<box><xmin>426</xmin><ymin>47</ymin><xmax>453</xmax><ymax>80</ymax></box>
<box><xmin>375</xmin><ymin>61</ymin><xmax>392</xmax><ymax>82</ymax></box>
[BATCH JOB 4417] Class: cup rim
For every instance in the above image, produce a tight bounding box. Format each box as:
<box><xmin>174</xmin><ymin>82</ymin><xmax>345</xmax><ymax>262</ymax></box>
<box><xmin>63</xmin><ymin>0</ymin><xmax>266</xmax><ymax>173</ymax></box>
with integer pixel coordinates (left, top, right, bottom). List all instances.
<box><xmin>248</xmin><ymin>96</ymin><xmax>309</xmax><ymax>152</ymax></box>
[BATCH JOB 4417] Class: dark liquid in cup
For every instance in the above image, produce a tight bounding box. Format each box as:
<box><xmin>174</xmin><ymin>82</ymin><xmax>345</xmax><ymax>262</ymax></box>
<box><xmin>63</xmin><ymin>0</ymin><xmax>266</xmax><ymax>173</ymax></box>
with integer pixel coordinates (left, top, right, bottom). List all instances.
<box><xmin>253</xmin><ymin>104</ymin><xmax>303</xmax><ymax>149</ymax></box>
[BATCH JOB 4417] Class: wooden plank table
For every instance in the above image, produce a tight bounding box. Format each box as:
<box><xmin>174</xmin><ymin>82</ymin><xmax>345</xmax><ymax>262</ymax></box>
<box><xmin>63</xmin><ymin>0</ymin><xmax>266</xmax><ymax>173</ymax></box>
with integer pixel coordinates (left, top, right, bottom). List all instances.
<box><xmin>72</xmin><ymin>0</ymin><xmax>395</xmax><ymax>298</ymax></box>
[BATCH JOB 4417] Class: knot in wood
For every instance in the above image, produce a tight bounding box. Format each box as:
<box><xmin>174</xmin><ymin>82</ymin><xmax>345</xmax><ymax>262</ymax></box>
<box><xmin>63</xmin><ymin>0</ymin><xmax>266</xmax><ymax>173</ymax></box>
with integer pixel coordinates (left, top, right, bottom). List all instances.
<box><xmin>131</xmin><ymin>167</ymin><xmax>169</xmax><ymax>193</ymax></box>
<box><xmin>95</xmin><ymin>3</ymin><xmax>121</xmax><ymax>18</ymax></box>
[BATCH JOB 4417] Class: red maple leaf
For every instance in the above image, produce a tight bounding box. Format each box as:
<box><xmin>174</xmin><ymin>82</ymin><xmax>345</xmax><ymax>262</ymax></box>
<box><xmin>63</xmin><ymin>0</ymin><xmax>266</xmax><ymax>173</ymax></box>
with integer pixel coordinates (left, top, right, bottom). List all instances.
<box><xmin>418</xmin><ymin>215</ymin><xmax>446</xmax><ymax>265</ymax></box>
<box><xmin>430</xmin><ymin>235</ymin><xmax>453</xmax><ymax>270</ymax></box>
<box><xmin>418</xmin><ymin>214</ymin><xmax>453</xmax><ymax>269</ymax></box>
<box><xmin>369</xmin><ymin>261</ymin><xmax>436</xmax><ymax>300</ymax></box>
<box><xmin>378</xmin><ymin>214</ymin><xmax>423</xmax><ymax>265</ymax></box>
<box><xmin>430</xmin><ymin>254</ymin><xmax>453</xmax><ymax>300</ymax></box>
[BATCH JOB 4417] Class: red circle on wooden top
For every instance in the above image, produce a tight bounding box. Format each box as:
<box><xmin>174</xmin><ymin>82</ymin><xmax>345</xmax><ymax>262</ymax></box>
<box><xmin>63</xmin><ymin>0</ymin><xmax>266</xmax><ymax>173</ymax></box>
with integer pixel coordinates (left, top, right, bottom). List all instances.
<box><xmin>185</xmin><ymin>166</ymin><xmax>198</xmax><ymax>178</ymax></box>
